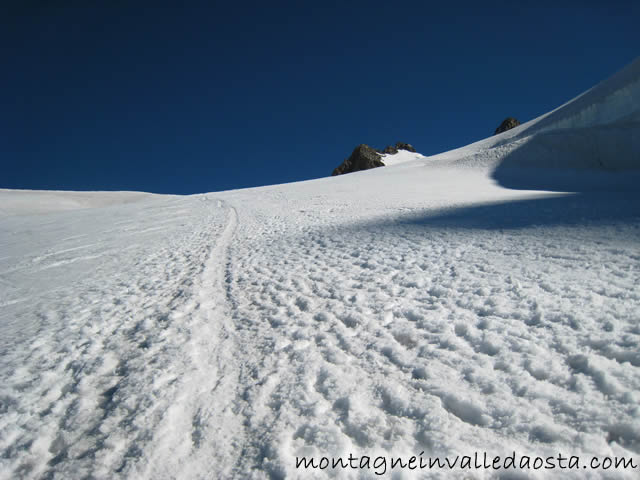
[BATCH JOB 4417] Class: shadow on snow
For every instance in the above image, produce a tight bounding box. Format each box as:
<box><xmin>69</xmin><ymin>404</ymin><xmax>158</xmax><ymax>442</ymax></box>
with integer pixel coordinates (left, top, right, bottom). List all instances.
<box><xmin>391</xmin><ymin>192</ymin><xmax>640</xmax><ymax>231</ymax></box>
<box><xmin>385</xmin><ymin>126</ymin><xmax>640</xmax><ymax>231</ymax></box>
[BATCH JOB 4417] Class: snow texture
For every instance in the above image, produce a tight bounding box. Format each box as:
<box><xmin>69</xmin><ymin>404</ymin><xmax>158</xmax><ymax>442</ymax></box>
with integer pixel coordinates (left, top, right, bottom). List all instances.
<box><xmin>1</xmin><ymin>58</ymin><xmax>640</xmax><ymax>479</ymax></box>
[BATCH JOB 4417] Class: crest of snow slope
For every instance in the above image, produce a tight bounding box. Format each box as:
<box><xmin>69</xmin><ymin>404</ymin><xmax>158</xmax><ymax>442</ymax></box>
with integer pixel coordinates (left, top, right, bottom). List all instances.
<box><xmin>1</xmin><ymin>58</ymin><xmax>640</xmax><ymax>480</ymax></box>
<box><xmin>0</xmin><ymin>189</ymin><xmax>157</xmax><ymax>217</ymax></box>
<box><xmin>425</xmin><ymin>56</ymin><xmax>640</xmax><ymax>174</ymax></box>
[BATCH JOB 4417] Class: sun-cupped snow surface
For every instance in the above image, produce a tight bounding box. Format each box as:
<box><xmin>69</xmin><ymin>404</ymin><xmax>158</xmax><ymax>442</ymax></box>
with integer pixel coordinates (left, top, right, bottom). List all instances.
<box><xmin>0</xmin><ymin>194</ymin><xmax>239</xmax><ymax>479</ymax></box>
<box><xmin>2</xmin><ymin>58</ymin><xmax>640</xmax><ymax>479</ymax></box>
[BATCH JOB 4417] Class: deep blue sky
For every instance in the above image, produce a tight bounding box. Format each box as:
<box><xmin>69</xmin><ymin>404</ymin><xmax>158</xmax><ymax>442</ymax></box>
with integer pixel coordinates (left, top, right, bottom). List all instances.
<box><xmin>2</xmin><ymin>2</ymin><xmax>639</xmax><ymax>194</ymax></box>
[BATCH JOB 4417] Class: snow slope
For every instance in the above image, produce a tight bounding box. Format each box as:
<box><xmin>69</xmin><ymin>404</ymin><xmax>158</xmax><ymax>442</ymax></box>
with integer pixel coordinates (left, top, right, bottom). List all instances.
<box><xmin>1</xmin><ymin>58</ymin><xmax>640</xmax><ymax>479</ymax></box>
<box><xmin>0</xmin><ymin>189</ymin><xmax>157</xmax><ymax>217</ymax></box>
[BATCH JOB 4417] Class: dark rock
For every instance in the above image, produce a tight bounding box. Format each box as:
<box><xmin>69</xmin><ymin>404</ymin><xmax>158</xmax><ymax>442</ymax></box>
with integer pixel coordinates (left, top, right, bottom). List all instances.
<box><xmin>379</xmin><ymin>142</ymin><xmax>416</xmax><ymax>155</ymax></box>
<box><xmin>494</xmin><ymin>117</ymin><xmax>521</xmax><ymax>135</ymax></box>
<box><xmin>382</xmin><ymin>145</ymin><xmax>398</xmax><ymax>154</ymax></box>
<box><xmin>394</xmin><ymin>142</ymin><xmax>416</xmax><ymax>153</ymax></box>
<box><xmin>332</xmin><ymin>144</ymin><xmax>385</xmax><ymax>176</ymax></box>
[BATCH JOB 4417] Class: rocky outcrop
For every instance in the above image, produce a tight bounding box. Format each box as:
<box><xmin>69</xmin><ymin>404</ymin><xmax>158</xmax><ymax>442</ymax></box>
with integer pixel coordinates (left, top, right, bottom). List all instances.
<box><xmin>395</xmin><ymin>142</ymin><xmax>417</xmax><ymax>153</ymax></box>
<box><xmin>332</xmin><ymin>142</ymin><xmax>418</xmax><ymax>176</ymax></box>
<box><xmin>332</xmin><ymin>144</ymin><xmax>385</xmax><ymax>176</ymax></box>
<box><xmin>494</xmin><ymin>117</ymin><xmax>521</xmax><ymax>135</ymax></box>
<box><xmin>379</xmin><ymin>142</ymin><xmax>417</xmax><ymax>155</ymax></box>
<box><xmin>382</xmin><ymin>146</ymin><xmax>397</xmax><ymax>154</ymax></box>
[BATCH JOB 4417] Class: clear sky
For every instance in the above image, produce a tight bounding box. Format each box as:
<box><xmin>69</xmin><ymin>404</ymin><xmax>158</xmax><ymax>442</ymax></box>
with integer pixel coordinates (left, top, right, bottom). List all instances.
<box><xmin>2</xmin><ymin>2</ymin><xmax>639</xmax><ymax>194</ymax></box>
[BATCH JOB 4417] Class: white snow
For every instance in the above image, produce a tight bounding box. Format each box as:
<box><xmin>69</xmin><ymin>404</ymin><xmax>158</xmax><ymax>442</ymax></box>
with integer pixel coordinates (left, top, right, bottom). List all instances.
<box><xmin>0</xmin><ymin>189</ymin><xmax>157</xmax><ymax>217</ymax></box>
<box><xmin>381</xmin><ymin>150</ymin><xmax>426</xmax><ymax>167</ymax></box>
<box><xmin>1</xmin><ymin>58</ymin><xmax>640</xmax><ymax>479</ymax></box>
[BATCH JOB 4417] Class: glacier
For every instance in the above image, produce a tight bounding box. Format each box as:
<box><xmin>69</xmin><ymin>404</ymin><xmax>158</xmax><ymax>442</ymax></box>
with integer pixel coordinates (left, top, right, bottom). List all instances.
<box><xmin>1</xmin><ymin>58</ymin><xmax>639</xmax><ymax>479</ymax></box>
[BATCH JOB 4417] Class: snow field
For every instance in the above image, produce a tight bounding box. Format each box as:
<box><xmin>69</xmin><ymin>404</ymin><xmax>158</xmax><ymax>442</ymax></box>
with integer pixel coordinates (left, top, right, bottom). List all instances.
<box><xmin>0</xmin><ymin>196</ymin><xmax>234</xmax><ymax>478</ymax></box>
<box><xmin>3</xmin><ymin>162</ymin><xmax>639</xmax><ymax>479</ymax></box>
<box><xmin>2</xmin><ymin>57</ymin><xmax>640</xmax><ymax>479</ymax></box>
<box><xmin>214</xmin><ymin>174</ymin><xmax>640</xmax><ymax>478</ymax></box>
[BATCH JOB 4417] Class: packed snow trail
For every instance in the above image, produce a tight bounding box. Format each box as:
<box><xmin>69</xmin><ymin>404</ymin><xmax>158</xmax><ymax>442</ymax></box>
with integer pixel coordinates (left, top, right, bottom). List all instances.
<box><xmin>133</xmin><ymin>203</ymin><xmax>241</xmax><ymax>479</ymax></box>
